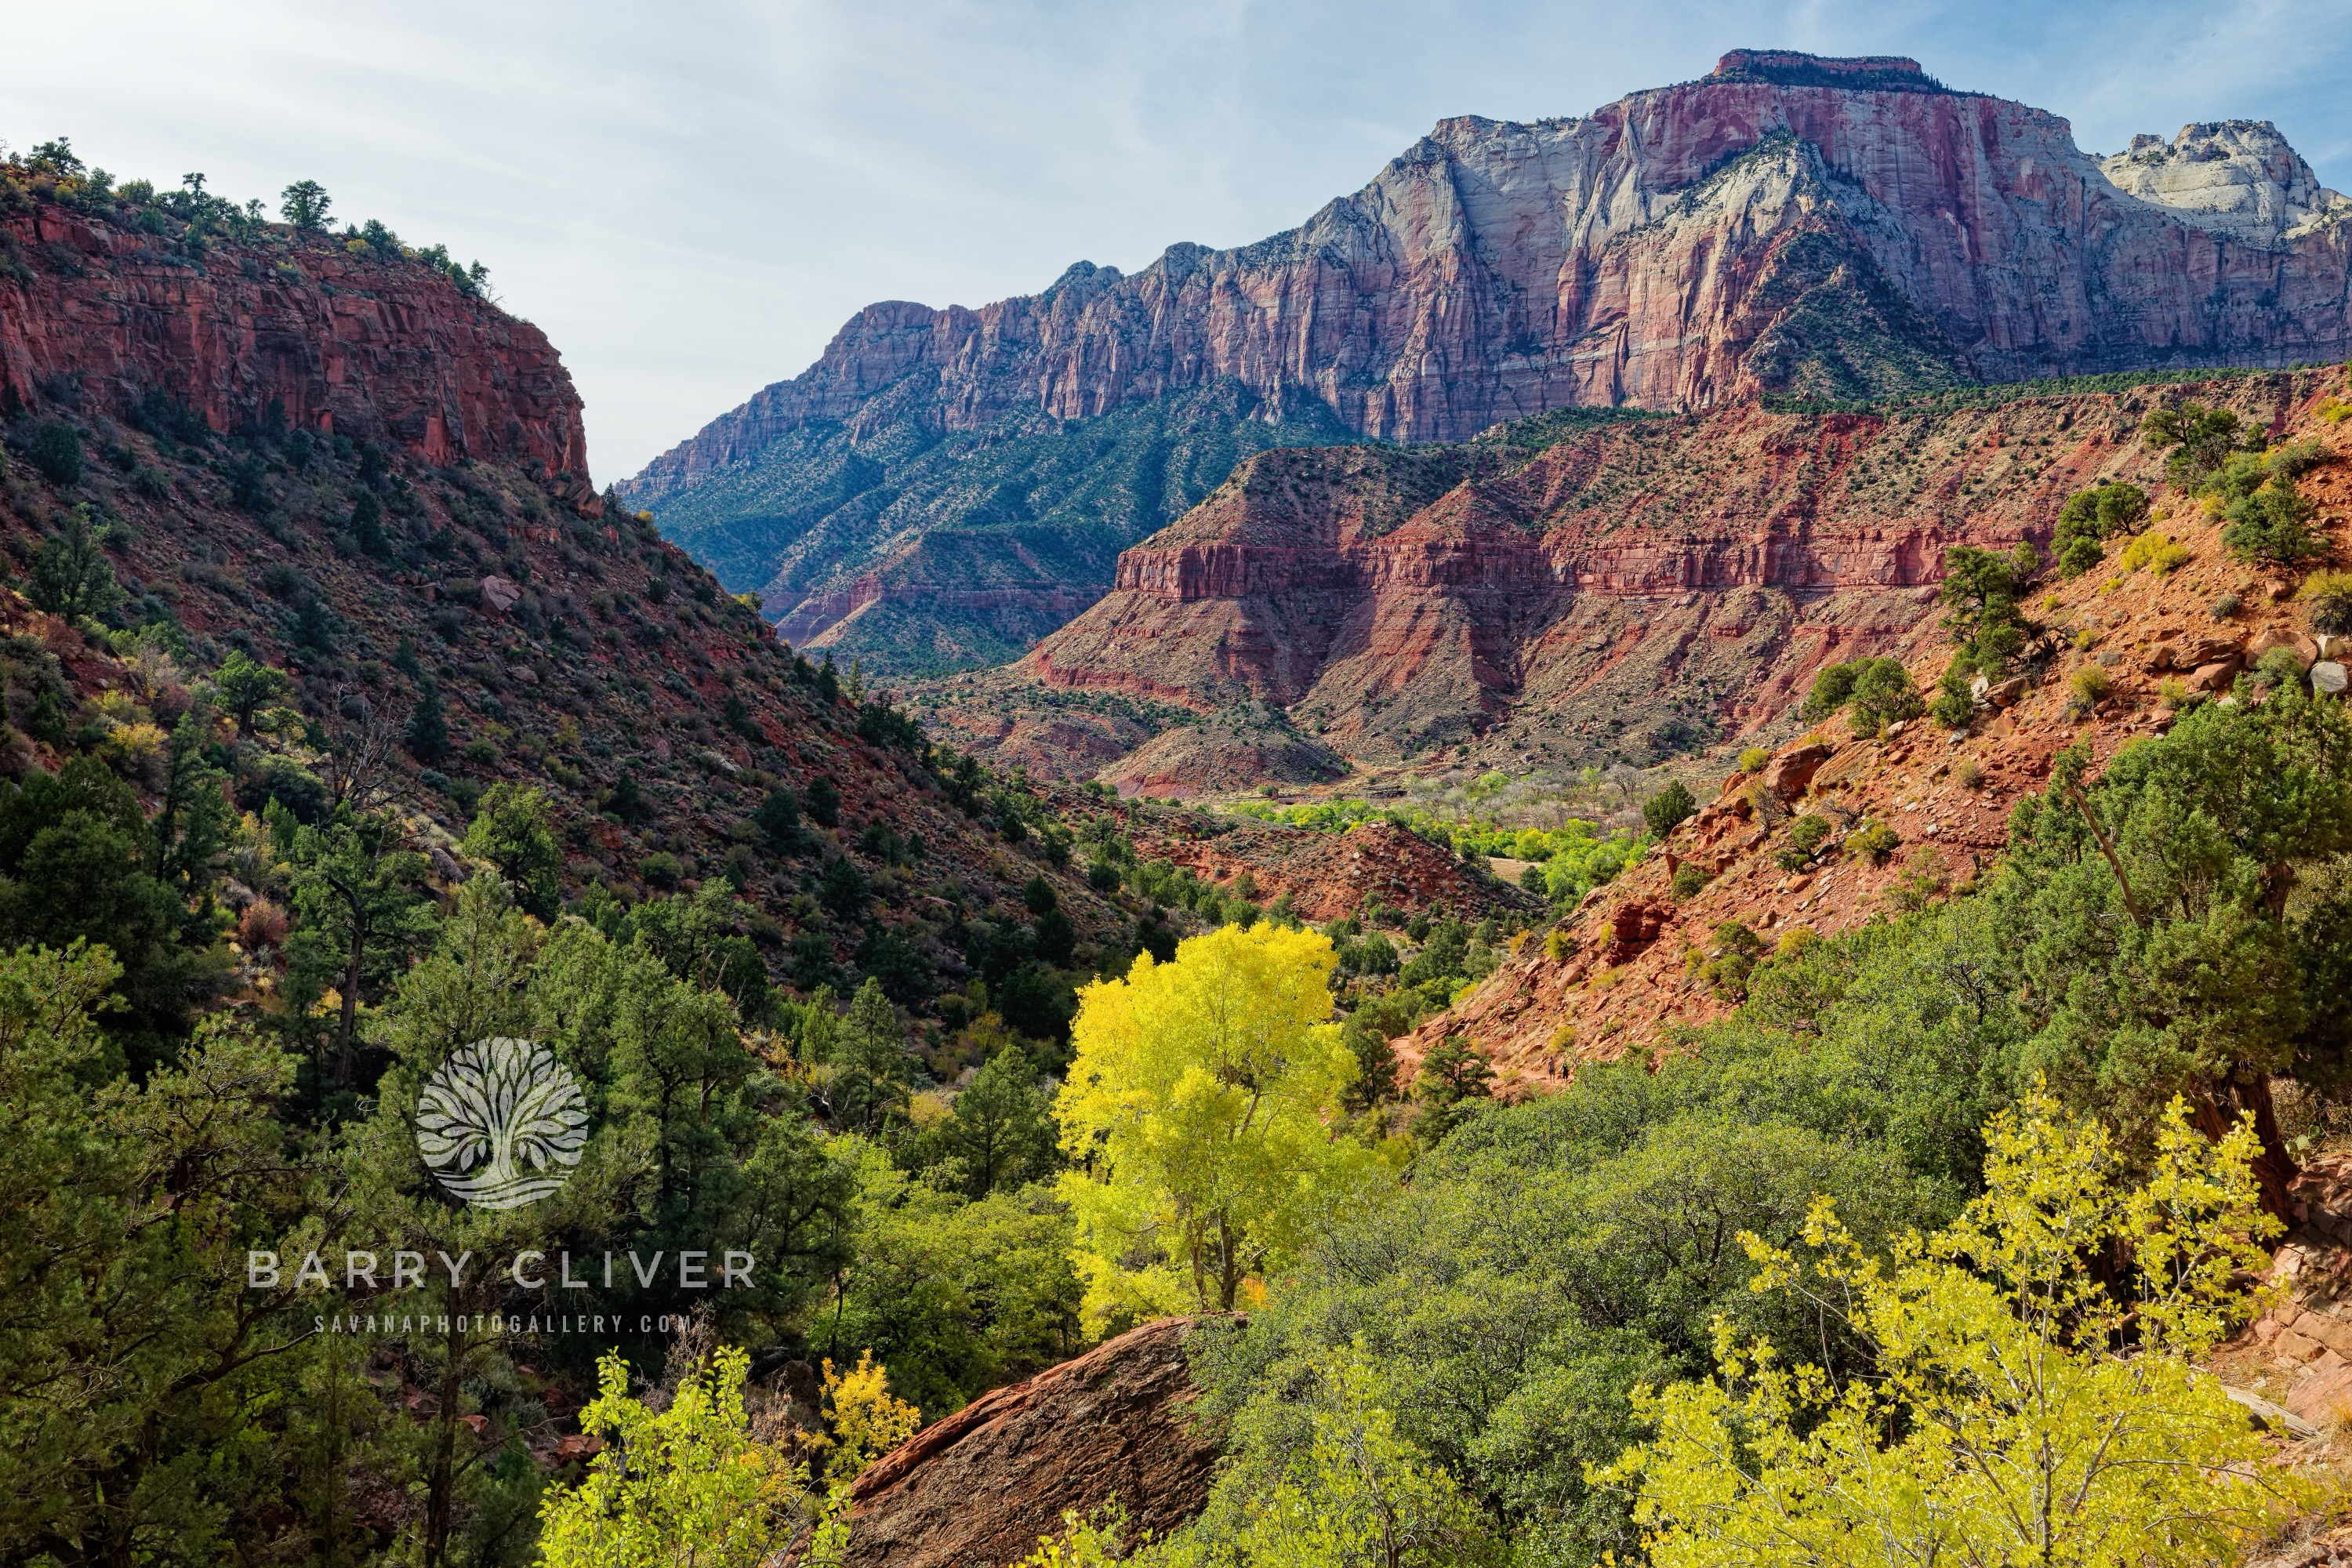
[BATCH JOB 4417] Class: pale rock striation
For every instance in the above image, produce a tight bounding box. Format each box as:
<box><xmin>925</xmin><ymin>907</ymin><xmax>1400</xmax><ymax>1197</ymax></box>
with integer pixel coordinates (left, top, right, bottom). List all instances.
<box><xmin>2100</xmin><ymin>122</ymin><xmax>2351</xmax><ymax>245</ymax></box>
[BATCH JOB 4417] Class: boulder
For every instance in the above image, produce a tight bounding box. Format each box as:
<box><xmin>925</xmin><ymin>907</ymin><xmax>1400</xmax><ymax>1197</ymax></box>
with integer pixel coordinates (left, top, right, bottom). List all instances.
<box><xmin>1606</xmin><ymin>900</ymin><xmax>1671</xmax><ymax>960</ymax></box>
<box><xmin>2186</xmin><ymin>657</ymin><xmax>2241</xmax><ymax>693</ymax></box>
<box><xmin>480</xmin><ymin>573</ymin><xmax>523</xmax><ymax>614</ymax></box>
<box><xmin>1986</xmin><ymin>677</ymin><xmax>2027</xmax><ymax>708</ymax></box>
<box><xmin>1762</xmin><ymin>742</ymin><xmax>1834</xmax><ymax>800</ymax></box>
<box><xmin>2249</xmin><ymin>626</ymin><xmax>2320</xmax><ymax>663</ymax></box>
<box><xmin>2315</xmin><ymin>662</ymin><xmax>2348</xmax><ymax>695</ymax></box>
<box><xmin>837</xmin><ymin>1317</ymin><xmax>1225</xmax><ymax>1568</ymax></box>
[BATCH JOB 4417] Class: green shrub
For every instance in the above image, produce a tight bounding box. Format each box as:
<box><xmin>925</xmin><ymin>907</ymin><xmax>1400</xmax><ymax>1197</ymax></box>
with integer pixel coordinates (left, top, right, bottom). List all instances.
<box><xmin>2222</xmin><ymin>480</ymin><xmax>2325</xmax><ymax>569</ymax></box>
<box><xmin>27</xmin><ymin>421</ymin><xmax>82</xmax><ymax>486</ymax></box>
<box><xmin>1643</xmin><ymin>781</ymin><xmax>1697</xmax><ymax>840</ymax></box>
<box><xmin>1847</xmin><ymin>657</ymin><xmax>1924</xmax><ymax>736</ymax></box>
<box><xmin>2056</xmin><ymin>534</ymin><xmax>2105</xmax><ymax>578</ymax></box>
<box><xmin>2210</xmin><ymin>592</ymin><xmax>2241</xmax><ymax>620</ymax></box>
<box><xmin>2095</xmin><ymin>482</ymin><xmax>2150</xmax><ymax>532</ymax></box>
<box><xmin>2299</xmin><ymin>572</ymin><xmax>2352</xmax><ymax>641</ymax></box>
<box><xmin>2256</xmin><ymin>644</ymin><xmax>2312</xmax><ymax>688</ymax></box>
<box><xmin>1670</xmin><ymin>862</ymin><xmax>1710</xmax><ymax>901</ymax></box>
<box><xmin>1801</xmin><ymin>662</ymin><xmax>1861</xmax><ymax>720</ymax></box>
<box><xmin>1845</xmin><ymin>820</ymin><xmax>1900</xmax><ymax>865</ymax></box>
<box><xmin>1788</xmin><ymin>815</ymin><xmax>1834</xmax><ymax>856</ymax></box>
<box><xmin>2158</xmin><ymin>677</ymin><xmax>2196</xmax><ymax>711</ymax></box>
<box><xmin>639</xmin><ymin>851</ymin><xmax>684</xmax><ymax>890</ymax></box>
<box><xmin>1737</xmin><ymin>746</ymin><xmax>1770</xmax><ymax>774</ymax></box>
<box><xmin>1930</xmin><ymin>670</ymin><xmax>1974</xmax><ymax>729</ymax></box>
<box><xmin>2065</xmin><ymin>664</ymin><xmax>2111</xmax><ymax>718</ymax></box>
<box><xmin>1955</xmin><ymin>757</ymin><xmax>1984</xmax><ymax>789</ymax></box>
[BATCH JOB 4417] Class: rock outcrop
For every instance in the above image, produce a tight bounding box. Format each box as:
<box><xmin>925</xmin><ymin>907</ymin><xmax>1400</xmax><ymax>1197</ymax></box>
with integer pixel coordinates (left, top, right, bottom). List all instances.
<box><xmin>0</xmin><ymin>203</ymin><xmax>592</xmax><ymax>503</ymax></box>
<box><xmin>837</xmin><ymin>1317</ymin><xmax>1225</xmax><ymax>1568</ymax></box>
<box><xmin>624</xmin><ymin>51</ymin><xmax>2352</xmax><ymax>673</ymax></box>
<box><xmin>979</xmin><ymin>374</ymin><xmax>2318</xmax><ymax>782</ymax></box>
<box><xmin>2100</xmin><ymin>122</ymin><xmax>2351</xmax><ymax>245</ymax></box>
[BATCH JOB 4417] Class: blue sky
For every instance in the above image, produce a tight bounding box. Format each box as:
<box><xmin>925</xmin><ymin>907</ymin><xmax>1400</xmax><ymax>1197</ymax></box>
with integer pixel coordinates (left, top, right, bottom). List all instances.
<box><xmin>8</xmin><ymin>0</ymin><xmax>2350</xmax><ymax>481</ymax></box>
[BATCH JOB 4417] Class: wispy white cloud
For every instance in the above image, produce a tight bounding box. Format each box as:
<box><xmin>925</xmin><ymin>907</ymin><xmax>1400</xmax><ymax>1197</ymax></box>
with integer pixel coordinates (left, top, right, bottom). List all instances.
<box><xmin>6</xmin><ymin>0</ymin><xmax>2347</xmax><ymax>480</ymax></box>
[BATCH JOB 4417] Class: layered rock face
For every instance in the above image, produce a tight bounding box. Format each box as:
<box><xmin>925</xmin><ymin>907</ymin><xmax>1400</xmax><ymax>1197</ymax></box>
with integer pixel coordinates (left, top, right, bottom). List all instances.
<box><xmin>2100</xmin><ymin>122</ymin><xmax>2351</xmax><ymax>244</ymax></box>
<box><xmin>626</xmin><ymin>49</ymin><xmax>2350</xmax><ymax>670</ymax></box>
<box><xmin>1</xmin><ymin>205</ymin><xmax>591</xmax><ymax>499</ymax></box>
<box><xmin>1011</xmin><ymin>374</ymin><xmax>2316</xmax><ymax>773</ymax></box>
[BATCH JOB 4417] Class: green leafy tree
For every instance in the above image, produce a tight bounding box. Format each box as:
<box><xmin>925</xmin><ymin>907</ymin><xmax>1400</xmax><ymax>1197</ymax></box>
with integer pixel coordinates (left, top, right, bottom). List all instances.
<box><xmin>1937</xmin><ymin>543</ymin><xmax>2038</xmax><ymax>675</ymax></box>
<box><xmin>1612</xmin><ymin>1092</ymin><xmax>2302</xmax><ymax>1568</ymax></box>
<box><xmin>753</xmin><ymin>787</ymin><xmax>804</xmax><ymax>854</ymax></box>
<box><xmin>1409</xmin><ymin>1034</ymin><xmax>1495</xmax><ymax>1149</ymax></box>
<box><xmin>279</xmin><ymin>179</ymin><xmax>331</xmax><ymax>230</ymax></box>
<box><xmin>1054</xmin><ymin>923</ymin><xmax>1379</xmax><ymax>1324</ymax></box>
<box><xmin>1843</xmin><ymin>655</ymin><xmax>1923</xmax><ymax>736</ymax></box>
<box><xmin>280</xmin><ymin>806</ymin><xmax>437</xmax><ymax>1085</ymax></box>
<box><xmin>1200</xmin><ymin>1348</ymin><xmax>1504</xmax><ymax>1568</ymax></box>
<box><xmin>0</xmin><ymin>946</ymin><xmax>325</xmax><ymax>1566</ymax></box>
<box><xmin>405</xmin><ymin>677</ymin><xmax>449</xmax><ymax>762</ymax></box>
<box><xmin>806</xmin><ymin>775</ymin><xmax>842</xmax><ymax>828</ymax></box>
<box><xmin>151</xmin><ymin>704</ymin><xmax>233</xmax><ymax>892</ymax></box>
<box><xmin>822</xmin><ymin>1145</ymin><xmax>1085</xmax><ymax>1414</ymax></box>
<box><xmin>923</xmin><ymin>1044</ymin><xmax>1058</xmax><ymax>1198</ymax></box>
<box><xmin>1642</xmin><ymin>780</ymin><xmax>1696</xmax><ymax>840</ymax></box>
<box><xmin>1798</xmin><ymin>662</ymin><xmax>1860</xmax><ymax>720</ymax></box>
<box><xmin>1998</xmin><ymin>691</ymin><xmax>2352</xmax><ymax>1218</ymax></box>
<box><xmin>462</xmin><ymin>781</ymin><xmax>561</xmax><ymax>919</ymax></box>
<box><xmin>538</xmin><ymin>1346</ymin><xmax>844</xmax><ymax>1568</ymax></box>
<box><xmin>2223</xmin><ymin>473</ymin><xmax>2325</xmax><ymax>568</ymax></box>
<box><xmin>27</xmin><ymin>503</ymin><xmax>121</xmax><ymax>622</ymax></box>
<box><xmin>211</xmin><ymin>648</ymin><xmax>292</xmax><ymax>732</ymax></box>
<box><xmin>832</xmin><ymin>977</ymin><xmax>908</xmax><ymax>1135</ymax></box>
<box><xmin>0</xmin><ymin>756</ymin><xmax>215</xmax><ymax>1061</ymax></box>
<box><xmin>27</xmin><ymin>421</ymin><xmax>85</xmax><ymax>487</ymax></box>
<box><xmin>343</xmin><ymin>884</ymin><xmax>637</xmax><ymax>1567</ymax></box>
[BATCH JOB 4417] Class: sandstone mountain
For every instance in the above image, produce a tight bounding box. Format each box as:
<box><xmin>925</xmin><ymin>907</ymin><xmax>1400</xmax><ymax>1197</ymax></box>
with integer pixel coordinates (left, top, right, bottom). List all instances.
<box><xmin>916</xmin><ymin>371</ymin><xmax>2319</xmax><ymax>789</ymax></box>
<box><xmin>624</xmin><ymin>49</ymin><xmax>2352</xmax><ymax>676</ymax></box>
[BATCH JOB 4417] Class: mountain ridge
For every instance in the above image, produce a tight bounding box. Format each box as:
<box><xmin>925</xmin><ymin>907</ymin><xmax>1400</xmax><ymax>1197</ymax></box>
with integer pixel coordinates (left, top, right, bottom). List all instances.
<box><xmin>620</xmin><ymin>49</ymin><xmax>2352</xmax><ymax>676</ymax></box>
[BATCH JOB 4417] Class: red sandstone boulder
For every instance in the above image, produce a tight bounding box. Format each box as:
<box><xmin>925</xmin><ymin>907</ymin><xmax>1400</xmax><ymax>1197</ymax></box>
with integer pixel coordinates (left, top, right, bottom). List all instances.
<box><xmin>1762</xmin><ymin>743</ymin><xmax>1834</xmax><ymax>800</ymax></box>
<box><xmin>835</xmin><ymin>1317</ymin><xmax>1226</xmax><ymax>1568</ymax></box>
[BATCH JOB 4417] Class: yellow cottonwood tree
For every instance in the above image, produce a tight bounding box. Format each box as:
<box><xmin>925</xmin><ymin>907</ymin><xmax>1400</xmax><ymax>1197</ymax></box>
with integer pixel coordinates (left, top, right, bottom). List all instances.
<box><xmin>1607</xmin><ymin>1091</ymin><xmax>2313</xmax><ymax>1568</ymax></box>
<box><xmin>1054</xmin><ymin>922</ymin><xmax>1381</xmax><ymax>1326</ymax></box>
<box><xmin>537</xmin><ymin>1346</ymin><xmax>845</xmax><ymax>1568</ymax></box>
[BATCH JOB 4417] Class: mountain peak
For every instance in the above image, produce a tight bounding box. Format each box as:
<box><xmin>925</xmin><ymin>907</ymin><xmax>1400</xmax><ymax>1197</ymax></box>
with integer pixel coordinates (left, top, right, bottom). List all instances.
<box><xmin>1704</xmin><ymin>49</ymin><xmax>1945</xmax><ymax>93</ymax></box>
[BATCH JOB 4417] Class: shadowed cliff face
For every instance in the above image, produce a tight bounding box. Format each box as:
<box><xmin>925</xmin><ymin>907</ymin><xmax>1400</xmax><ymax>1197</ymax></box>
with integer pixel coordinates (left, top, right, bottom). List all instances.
<box><xmin>993</xmin><ymin>373</ymin><xmax>2321</xmax><ymax>776</ymax></box>
<box><xmin>1</xmin><ymin>205</ymin><xmax>592</xmax><ymax>502</ymax></box>
<box><xmin>624</xmin><ymin>50</ymin><xmax>2351</xmax><ymax>675</ymax></box>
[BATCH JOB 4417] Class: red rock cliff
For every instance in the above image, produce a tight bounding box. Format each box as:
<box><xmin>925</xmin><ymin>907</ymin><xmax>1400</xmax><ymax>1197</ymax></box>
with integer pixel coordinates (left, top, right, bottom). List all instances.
<box><xmin>628</xmin><ymin>51</ymin><xmax>2352</xmax><ymax>504</ymax></box>
<box><xmin>1018</xmin><ymin>375</ymin><xmax>2318</xmax><ymax>770</ymax></box>
<box><xmin>1</xmin><ymin>201</ymin><xmax>591</xmax><ymax>499</ymax></box>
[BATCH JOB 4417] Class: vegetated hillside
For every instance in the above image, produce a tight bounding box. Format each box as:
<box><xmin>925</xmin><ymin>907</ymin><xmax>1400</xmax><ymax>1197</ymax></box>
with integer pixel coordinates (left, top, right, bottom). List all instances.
<box><xmin>2</xmin><ymin>143</ymin><xmax>1391</xmax><ymax>1568</ymax></box>
<box><xmin>0</xmin><ymin>182</ymin><xmax>1153</xmax><ymax>1054</ymax></box>
<box><xmin>926</xmin><ymin>369</ymin><xmax>2329</xmax><ymax>791</ymax></box>
<box><xmin>626</xmin><ymin>48</ymin><xmax>2352</xmax><ymax>677</ymax></box>
<box><xmin>1406</xmin><ymin>370</ymin><xmax>2352</xmax><ymax>1093</ymax></box>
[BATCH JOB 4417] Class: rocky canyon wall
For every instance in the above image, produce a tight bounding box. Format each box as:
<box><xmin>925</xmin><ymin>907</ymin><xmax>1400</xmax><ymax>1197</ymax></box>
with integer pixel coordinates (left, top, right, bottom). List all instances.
<box><xmin>630</xmin><ymin>51</ymin><xmax>2350</xmax><ymax>503</ymax></box>
<box><xmin>1</xmin><ymin>201</ymin><xmax>592</xmax><ymax>501</ymax></box>
<box><xmin>1017</xmin><ymin>373</ymin><xmax>2321</xmax><ymax>771</ymax></box>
